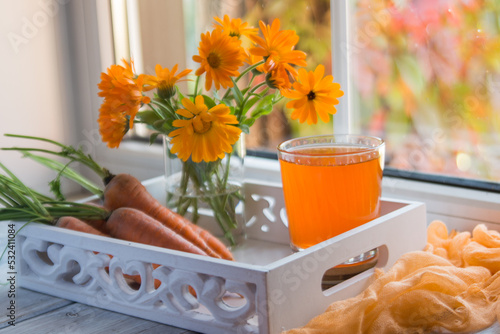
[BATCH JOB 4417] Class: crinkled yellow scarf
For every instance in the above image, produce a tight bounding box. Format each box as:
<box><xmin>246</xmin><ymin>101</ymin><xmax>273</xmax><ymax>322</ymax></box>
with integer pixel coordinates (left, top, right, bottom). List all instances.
<box><xmin>283</xmin><ymin>221</ymin><xmax>500</xmax><ymax>334</ymax></box>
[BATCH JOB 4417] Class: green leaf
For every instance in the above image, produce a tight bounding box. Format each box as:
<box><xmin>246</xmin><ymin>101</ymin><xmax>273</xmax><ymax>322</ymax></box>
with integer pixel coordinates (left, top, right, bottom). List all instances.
<box><xmin>251</xmin><ymin>94</ymin><xmax>275</xmax><ymax>119</ymax></box>
<box><xmin>221</xmin><ymin>94</ymin><xmax>234</xmax><ymax>106</ymax></box>
<box><xmin>2</xmin><ymin>134</ymin><xmax>111</xmax><ymax>182</ymax></box>
<box><xmin>176</xmin><ymin>86</ymin><xmax>185</xmax><ymax>101</ymax></box>
<box><xmin>137</xmin><ymin>109</ymin><xmax>162</xmax><ymax>124</ymax></box>
<box><xmin>202</xmin><ymin>94</ymin><xmax>217</xmax><ymax>109</ymax></box>
<box><xmin>0</xmin><ymin>162</ymin><xmax>49</xmax><ymax>217</ymax></box>
<box><xmin>242</xmin><ymin>96</ymin><xmax>261</xmax><ymax>115</ymax></box>
<box><xmin>49</xmin><ymin>178</ymin><xmax>65</xmax><ymax>201</ymax></box>
<box><xmin>231</xmin><ymin>78</ymin><xmax>244</xmax><ymax>105</ymax></box>
<box><xmin>240</xmin><ymin>119</ymin><xmax>254</xmax><ymax>134</ymax></box>
<box><xmin>237</xmin><ymin>116</ymin><xmax>252</xmax><ymax>132</ymax></box>
<box><xmin>240</xmin><ymin>86</ymin><xmax>251</xmax><ymax>96</ymax></box>
<box><xmin>149</xmin><ymin>132</ymin><xmax>161</xmax><ymax>145</ymax></box>
<box><xmin>151</xmin><ymin>98</ymin><xmax>175</xmax><ymax>114</ymax></box>
<box><xmin>151</xmin><ymin>119</ymin><xmax>173</xmax><ymax>134</ymax></box>
<box><xmin>23</xmin><ymin>152</ymin><xmax>103</xmax><ymax>197</ymax></box>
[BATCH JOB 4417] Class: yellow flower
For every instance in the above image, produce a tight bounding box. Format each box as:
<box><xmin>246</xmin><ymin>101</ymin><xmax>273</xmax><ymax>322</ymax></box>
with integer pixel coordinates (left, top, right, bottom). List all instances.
<box><xmin>213</xmin><ymin>15</ymin><xmax>258</xmax><ymax>39</ymax></box>
<box><xmin>249</xmin><ymin>18</ymin><xmax>307</xmax><ymax>78</ymax></box>
<box><xmin>282</xmin><ymin>65</ymin><xmax>344</xmax><ymax>124</ymax></box>
<box><xmin>169</xmin><ymin>96</ymin><xmax>242</xmax><ymax>163</ymax></box>
<box><xmin>193</xmin><ymin>29</ymin><xmax>246</xmax><ymax>91</ymax></box>
<box><xmin>145</xmin><ymin>64</ymin><xmax>191</xmax><ymax>99</ymax></box>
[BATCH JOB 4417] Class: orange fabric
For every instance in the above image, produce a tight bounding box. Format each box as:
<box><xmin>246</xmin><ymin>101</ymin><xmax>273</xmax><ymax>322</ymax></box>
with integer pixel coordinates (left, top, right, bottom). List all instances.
<box><xmin>283</xmin><ymin>221</ymin><xmax>500</xmax><ymax>334</ymax></box>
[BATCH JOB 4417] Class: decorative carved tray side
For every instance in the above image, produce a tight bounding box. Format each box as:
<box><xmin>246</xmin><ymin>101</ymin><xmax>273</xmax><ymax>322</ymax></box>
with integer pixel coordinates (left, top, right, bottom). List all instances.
<box><xmin>17</xmin><ymin>177</ymin><xmax>427</xmax><ymax>334</ymax></box>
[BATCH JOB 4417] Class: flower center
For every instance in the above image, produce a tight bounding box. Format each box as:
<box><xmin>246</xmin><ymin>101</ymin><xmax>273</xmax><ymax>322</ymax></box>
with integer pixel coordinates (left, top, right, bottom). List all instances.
<box><xmin>193</xmin><ymin>116</ymin><xmax>212</xmax><ymax>134</ymax></box>
<box><xmin>207</xmin><ymin>52</ymin><xmax>222</xmax><ymax>69</ymax></box>
<box><xmin>307</xmin><ymin>91</ymin><xmax>316</xmax><ymax>100</ymax></box>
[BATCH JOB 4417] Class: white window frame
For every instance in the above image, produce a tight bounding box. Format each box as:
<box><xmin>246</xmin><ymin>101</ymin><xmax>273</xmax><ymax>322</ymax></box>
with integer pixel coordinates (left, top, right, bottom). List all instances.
<box><xmin>71</xmin><ymin>1</ymin><xmax>500</xmax><ymax>229</ymax></box>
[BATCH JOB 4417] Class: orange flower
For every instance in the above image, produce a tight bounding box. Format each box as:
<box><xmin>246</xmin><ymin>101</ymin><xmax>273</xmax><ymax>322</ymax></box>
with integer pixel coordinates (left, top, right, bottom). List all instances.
<box><xmin>193</xmin><ymin>29</ymin><xmax>246</xmax><ymax>91</ymax></box>
<box><xmin>145</xmin><ymin>64</ymin><xmax>191</xmax><ymax>99</ymax></box>
<box><xmin>214</xmin><ymin>15</ymin><xmax>258</xmax><ymax>39</ymax></box>
<box><xmin>266</xmin><ymin>63</ymin><xmax>293</xmax><ymax>91</ymax></box>
<box><xmin>169</xmin><ymin>96</ymin><xmax>242</xmax><ymax>162</ymax></box>
<box><xmin>249</xmin><ymin>18</ymin><xmax>307</xmax><ymax>78</ymax></box>
<box><xmin>97</xmin><ymin>100</ymin><xmax>129</xmax><ymax>148</ymax></box>
<box><xmin>282</xmin><ymin>65</ymin><xmax>344</xmax><ymax>124</ymax></box>
<box><xmin>97</xmin><ymin>59</ymin><xmax>151</xmax><ymax>147</ymax></box>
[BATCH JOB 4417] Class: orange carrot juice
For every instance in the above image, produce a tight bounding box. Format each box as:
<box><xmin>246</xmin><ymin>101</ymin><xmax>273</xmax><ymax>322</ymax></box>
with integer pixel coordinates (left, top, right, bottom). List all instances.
<box><xmin>279</xmin><ymin>144</ymin><xmax>383</xmax><ymax>250</ymax></box>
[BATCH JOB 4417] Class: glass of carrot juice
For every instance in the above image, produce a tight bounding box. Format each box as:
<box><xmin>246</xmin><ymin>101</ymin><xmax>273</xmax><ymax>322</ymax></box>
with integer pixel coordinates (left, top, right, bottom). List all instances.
<box><xmin>277</xmin><ymin>134</ymin><xmax>385</xmax><ymax>252</ymax></box>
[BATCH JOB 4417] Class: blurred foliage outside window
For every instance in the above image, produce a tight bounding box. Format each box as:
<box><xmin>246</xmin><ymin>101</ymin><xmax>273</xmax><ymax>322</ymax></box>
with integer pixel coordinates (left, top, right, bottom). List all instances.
<box><xmin>352</xmin><ymin>0</ymin><xmax>500</xmax><ymax>182</ymax></box>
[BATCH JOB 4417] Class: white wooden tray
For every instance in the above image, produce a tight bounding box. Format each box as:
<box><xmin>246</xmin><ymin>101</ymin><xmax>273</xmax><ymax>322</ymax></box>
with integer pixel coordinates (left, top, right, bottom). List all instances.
<box><xmin>16</xmin><ymin>177</ymin><xmax>427</xmax><ymax>334</ymax></box>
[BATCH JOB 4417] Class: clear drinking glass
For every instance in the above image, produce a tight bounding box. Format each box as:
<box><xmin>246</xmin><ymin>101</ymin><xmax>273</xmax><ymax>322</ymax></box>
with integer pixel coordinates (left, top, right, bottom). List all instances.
<box><xmin>277</xmin><ymin>134</ymin><xmax>385</xmax><ymax>252</ymax></box>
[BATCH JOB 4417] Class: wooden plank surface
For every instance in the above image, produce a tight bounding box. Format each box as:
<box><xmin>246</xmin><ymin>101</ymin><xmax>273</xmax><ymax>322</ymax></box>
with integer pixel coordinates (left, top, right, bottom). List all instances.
<box><xmin>1</xmin><ymin>280</ymin><xmax>498</xmax><ymax>333</ymax></box>
<box><xmin>1</xmin><ymin>302</ymin><xmax>192</xmax><ymax>334</ymax></box>
<box><xmin>0</xmin><ymin>286</ymin><xmax>198</xmax><ymax>334</ymax></box>
<box><xmin>0</xmin><ymin>286</ymin><xmax>73</xmax><ymax>329</ymax></box>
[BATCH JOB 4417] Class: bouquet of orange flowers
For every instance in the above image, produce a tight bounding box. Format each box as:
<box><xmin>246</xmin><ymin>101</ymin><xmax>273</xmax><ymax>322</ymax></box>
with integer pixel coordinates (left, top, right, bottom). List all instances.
<box><xmin>97</xmin><ymin>16</ymin><xmax>344</xmax><ymax>245</ymax></box>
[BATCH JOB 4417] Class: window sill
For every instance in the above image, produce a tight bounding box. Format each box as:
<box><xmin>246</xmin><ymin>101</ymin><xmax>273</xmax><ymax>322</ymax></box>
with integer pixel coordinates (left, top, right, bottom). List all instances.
<box><xmin>93</xmin><ymin>141</ymin><xmax>500</xmax><ymax>229</ymax></box>
<box><xmin>245</xmin><ymin>157</ymin><xmax>500</xmax><ymax>229</ymax></box>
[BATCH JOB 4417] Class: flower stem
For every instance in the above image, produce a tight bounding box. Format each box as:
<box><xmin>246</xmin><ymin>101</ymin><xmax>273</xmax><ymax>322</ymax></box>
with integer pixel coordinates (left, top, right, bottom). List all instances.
<box><xmin>193</xmin><ymin>75</ymin><xmax>201</xmax><ymax>99</ymax></box>
<box><xmin>235</xmin><ymin>60</ymin><xmax>265</xmax><ymax>84</ymax></box>
<box><xmin>166</xmin><ymin>145</ymin><xmax>243</xmax><ymax>246</ymax></box>
<box><xmin>176</xmin><ymin>162</ymin><xmax>193</xmax><ymax>217</ymax></box>
<box><xmin>221</xmin><ymin>60</ymin><xmax>265</xmax><ymax>101</ymax></box>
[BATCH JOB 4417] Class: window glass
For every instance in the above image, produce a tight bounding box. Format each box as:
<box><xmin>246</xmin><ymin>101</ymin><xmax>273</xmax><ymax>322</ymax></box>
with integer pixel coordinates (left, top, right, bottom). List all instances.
<box><xmin>351</xmin><ymin>0</ymin><xmax>500</xmax><ymax>183</ymax></box>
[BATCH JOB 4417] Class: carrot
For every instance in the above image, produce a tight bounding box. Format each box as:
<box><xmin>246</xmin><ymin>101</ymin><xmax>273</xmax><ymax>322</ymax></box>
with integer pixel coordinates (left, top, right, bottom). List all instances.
<box><xmin>103</xmin><ymin>174</ymin><xmax>233</xmax><ymax>260</ymax></box>
<box><xmin>56</xmin><ymin>216</ymin><xmax>108</xmax><ymax>236</ymax></box>
<box><xmin>105</xmin><ymin>207</ymin><xmax>209</xmax><ymax>293</ymax></box>
<box><xmin>189</xmin><ymin>223</ymin><xmax>234</xmax><ymax>261</ymax></box>
<box><xmin>55</xmin><ymin>216</ymin><xmax>160</xmax><ymax>289</ymax></box>
<box><xmin>81</xmin><ymin>203</ymin><xmax>111</xmax><ymax>235</ymax></box>
<box><xmin>105</xmin><ymin>207</ymin><xmax>209</xmax><ymax>257</ymax></box>
<box><xmin>81</xmin><ymin>218</ymin><xmax>110</xmax><ymax>235</ymax></box>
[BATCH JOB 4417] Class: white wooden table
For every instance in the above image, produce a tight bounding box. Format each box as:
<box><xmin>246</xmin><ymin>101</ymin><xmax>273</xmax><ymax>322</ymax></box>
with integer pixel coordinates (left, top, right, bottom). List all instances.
<box><xmin>0</xmin><ymin>285</ymin><xmax>199</xmax><ymax>334</ymax></box>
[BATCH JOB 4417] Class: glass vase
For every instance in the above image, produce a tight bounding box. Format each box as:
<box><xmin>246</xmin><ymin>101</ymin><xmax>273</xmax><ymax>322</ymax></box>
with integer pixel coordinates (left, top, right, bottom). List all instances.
<box><xmin>163</xmin><ymin>135</ymin><xmax>246</xmax><ymax>248</ymax></box>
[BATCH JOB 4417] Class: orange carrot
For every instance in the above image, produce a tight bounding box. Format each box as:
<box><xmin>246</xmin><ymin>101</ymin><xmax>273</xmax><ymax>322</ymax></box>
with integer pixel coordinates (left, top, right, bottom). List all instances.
<box><xmin>56</xmin><ymin>217</ymin><xmax>157</xmax><ymax>288</ymax></box>
<box><xmin>103</xmin><ymin>174</ymin><xmax>233</xmax><ymax>260</ymax></box>
<box><xmin>81</xmin><ymin>203</ymin><xmax>111</xmax><ymax>235</ymax></box>
<box><xmin>56</xmin><ymin>215</ymin><xmax>175</xmax><ymax>290</ymax></box>
<box><xmin>105</xmin><ymin>207</ymin><xmax>209</xmax><ymax>257</ymax></box>
<box><xmin>189</xmin><ymin>223</ymin><xmax>234</xmax><ymax>261</ymax></box>
<box><xmin>57</xmin><ymin>215</ymin><xmax>200</xmax><ymax>293</ymax></box>
<box><xmin>81</xmin><ymin>218</ymin><xmax>109</xmax><ymax>235</ymax></box>
<box><xmin>56</xmin><ymin>210</ymin><xmax>210</xmax><ymax>260</ymax></box>
<box><xmin>56</xmin><ymin>216</ymin><xmax>108</xmax><ymax>236</ymax></box>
